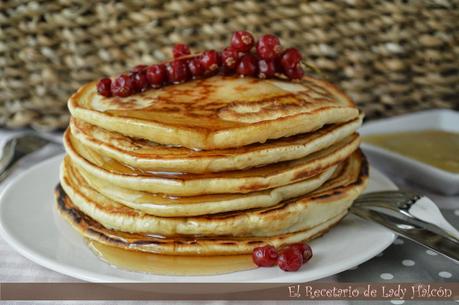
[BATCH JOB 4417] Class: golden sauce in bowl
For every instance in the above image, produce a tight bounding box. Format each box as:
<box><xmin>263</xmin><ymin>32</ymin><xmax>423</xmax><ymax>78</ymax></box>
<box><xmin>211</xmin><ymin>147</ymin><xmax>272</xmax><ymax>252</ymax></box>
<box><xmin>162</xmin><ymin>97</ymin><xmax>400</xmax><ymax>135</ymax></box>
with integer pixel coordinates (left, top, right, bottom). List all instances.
<box><xmin>363</xmin><ymin>130</ymin><xmax>459</xmax><ymax>174</ymax></box>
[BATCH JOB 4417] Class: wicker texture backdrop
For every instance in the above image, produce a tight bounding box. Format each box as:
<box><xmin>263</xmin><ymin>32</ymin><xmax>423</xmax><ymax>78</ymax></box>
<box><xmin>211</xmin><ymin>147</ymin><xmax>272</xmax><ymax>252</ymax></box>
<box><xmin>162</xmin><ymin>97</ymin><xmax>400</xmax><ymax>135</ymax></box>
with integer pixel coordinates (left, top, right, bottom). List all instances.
<box><xmin>1</xmin><ymin>0</ymin><xmax>458</xmax><ymax>131</ymax></box>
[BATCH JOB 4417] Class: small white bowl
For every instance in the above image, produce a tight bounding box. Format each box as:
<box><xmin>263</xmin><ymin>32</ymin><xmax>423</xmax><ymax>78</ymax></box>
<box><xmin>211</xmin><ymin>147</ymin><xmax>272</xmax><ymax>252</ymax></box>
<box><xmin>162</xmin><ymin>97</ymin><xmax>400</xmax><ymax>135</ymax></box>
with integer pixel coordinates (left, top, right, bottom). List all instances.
<box><xmin>360</xmin><ymin>109</ymin><xmax>459</xmax><ymax>195</ymax></box>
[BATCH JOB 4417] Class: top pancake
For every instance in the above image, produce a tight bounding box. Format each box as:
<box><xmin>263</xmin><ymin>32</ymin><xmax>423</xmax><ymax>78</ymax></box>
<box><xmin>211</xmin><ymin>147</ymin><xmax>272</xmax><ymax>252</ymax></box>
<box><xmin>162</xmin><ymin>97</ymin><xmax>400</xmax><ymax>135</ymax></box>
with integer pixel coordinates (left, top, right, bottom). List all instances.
<box><xmin>68</xmin><ymin>75</ymin><xmax>359</xmax><ymax>149</ymax></box>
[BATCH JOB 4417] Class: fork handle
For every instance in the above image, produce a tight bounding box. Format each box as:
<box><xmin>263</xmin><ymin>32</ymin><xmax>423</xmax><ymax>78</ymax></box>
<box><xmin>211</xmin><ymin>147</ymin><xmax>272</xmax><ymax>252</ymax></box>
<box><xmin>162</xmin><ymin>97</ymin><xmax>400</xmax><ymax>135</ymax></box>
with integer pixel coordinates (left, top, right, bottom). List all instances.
<box><xmin>351</xmin><ymin>206</ymin><xmax>459</xmax><ymax>262</ymax></box>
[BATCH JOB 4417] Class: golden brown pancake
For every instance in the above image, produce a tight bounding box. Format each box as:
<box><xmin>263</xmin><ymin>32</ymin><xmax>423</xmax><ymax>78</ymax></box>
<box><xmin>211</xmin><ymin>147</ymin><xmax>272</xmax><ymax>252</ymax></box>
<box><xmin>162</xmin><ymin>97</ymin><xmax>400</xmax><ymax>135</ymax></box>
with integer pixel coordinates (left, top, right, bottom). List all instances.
<box><xmin>69</xmin><ymin>158</ymin><xmax>337</xmax><ymax>217</ymax></box>
<box><xmin>69</xmin><ymin>115</ymin><xmax>362</xmax><ymax>173</ymax></box>
<box><xmin>64</xmin><ymin>129</ymin><xmax>361</xmax><ymax>196</ymax></box>
<box><xmin>68</xmin><ymin>76</ymin><xmax>359</xmax><ymax>149</ymax></box>
<box><xmin>56</xmin><ymin>185</ymin><xmax>348</xmax><ymax>256</ymax></box>
<box><xmin>59</xmin><ymin>150</ymin><xmax>368</xmax><ymax>237</ymax></box>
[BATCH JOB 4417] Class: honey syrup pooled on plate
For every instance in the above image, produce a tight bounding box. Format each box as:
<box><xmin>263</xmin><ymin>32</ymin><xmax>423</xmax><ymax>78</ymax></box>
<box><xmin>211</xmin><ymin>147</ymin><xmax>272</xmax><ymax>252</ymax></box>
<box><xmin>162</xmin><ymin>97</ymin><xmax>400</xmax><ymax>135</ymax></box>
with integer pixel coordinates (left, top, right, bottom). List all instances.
<box><xmin>363</xmin><ymin>130</ymin><xmax>459</xmax><ymax>173</ymax></box>
<box><xmin>88</xmin><ymin>240</ymin><xmax>256</xmax><ymax>276</ymax></box>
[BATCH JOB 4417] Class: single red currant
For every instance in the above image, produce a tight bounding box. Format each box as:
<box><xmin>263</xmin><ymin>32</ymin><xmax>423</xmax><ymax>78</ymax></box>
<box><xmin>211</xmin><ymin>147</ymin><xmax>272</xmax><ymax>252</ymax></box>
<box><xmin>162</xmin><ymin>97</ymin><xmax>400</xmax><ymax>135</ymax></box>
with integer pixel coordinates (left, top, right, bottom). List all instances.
<box><xmin>256</xmin><ymin>34</ymin><xmax>282</xmax><ymax>60</ymax></box>
<box><xmin>187</xmin><ymin>57</ymin><xmax>205</xmax><ymax>78</ymax></box>
<box><xmin>199</xmin><ymin>50</ymin><xmax>221</xmax><ymax>75</ymax></box>
<box><xmin>288</xmin><ymin>243</ymin><xmax>313</xmax><ymax>263</ymax></box>
<box><xmin>302</xmin><ymin>243</ymin><xmax>313</xmax><ymax>263</ymax></box>
<box><xmin>252</xmin><ymin>245</ymin><xmax>278</xmax><ymax>267</ymax></box>
<box><xmin>257</xmin><ymin>59</ymin><xmax>276</xmax><ymax>78</ymax></box>
<box><xmin>111</xmin><ymin>74</ymin><xmax>134</xmax><ymax>97</ymax></box>
<box><xmin>130</xmin><ymin>71</ymin><xmax>149</xmax><ymax>92</ymax></box>
<box><xmin>288</xmin><ymin>243</ymin><xmax>305</xmax><ymax>255</ymax></box>
<box><xmin>131</xmin><ymin>64</ymin><xmax>148</xmax><ymax>73</ymax></box>
<box><xmin>236</xmin><ymin>54</ymin><xmax>258</xmax><ymax>77</ymax></box>
<box><xmin>280</xmin><ymin>48</ymin><xmax>302</xmax><ymax>70</ymax></box>
<box><xmin>284</xmin><ymin>66</ymin><xmax>304</xmax><ymax>80</ymax></box>
<box><xmin>166</xmin><ymin>59</ymin><xmax>190</xmax><ymax>84</ymax></box>
<box><xmin>231</xmin><ymin>31</ymin><xmax>255</xmax><ymax>52</ymax></box>
<box><xmin>221</xmin><ymin>47</ymin><xmax>239</xmax><ymax>72</ymax></box>
<box><xmin>172</xmin><ymin>43</ymin><xmax>191</xmax><ymax>59</ymax></box>
<box><xmin>146</xmin><ymin>64</ymin><xmax>167</xmax><ymax>88</ymax></box>
<box><xmin>97</xmin><ymin>78</ymin><xmax>112</xmax><ymax>97</ymax></box>
<box><xmin>277</xmin><ymin>247</ymin><xmax>303</xmax><ymax>272</ymax></box>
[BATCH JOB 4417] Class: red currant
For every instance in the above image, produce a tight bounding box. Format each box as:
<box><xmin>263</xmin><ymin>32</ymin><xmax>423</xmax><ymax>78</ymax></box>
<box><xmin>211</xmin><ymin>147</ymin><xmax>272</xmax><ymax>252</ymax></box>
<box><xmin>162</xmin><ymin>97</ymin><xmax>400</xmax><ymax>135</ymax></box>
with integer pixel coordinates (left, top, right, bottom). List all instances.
<box><xmin>199</xmin><ymin>50</ymin><xmax>221</xmax><ymax>75</ymax></box>
<box><xmin>167</xmin><ymin>59</ymin><xmax>190</xmax><ymax>84</ymax></box>
<box><xmin>130</xmin><ymin>71</ymin><xmax>149</xmax><ymax>92</ymax></box>
<box><xmin>146</xmin><ymin>64</ymin><xmax>167</xmax><ymax>88</ymax></box>
<box><xmin>236</xmin><ymin>54</ymin><xmax>258</xmax><ymax>77</ymax></box>
<box><xmin>99</xmin><ymin>33</ymin><xmax>305</xmax><ymax>97</ymax></box>
<box><xmin>288</xmin><ymin>243</ymin><xmax>305</xmax><ymax>254</ymax></box>
<box><xmin>172</xmin><ymin>43</ymin><xmax>191</xmax><ymax>59</ymax></box>
<box><xmin>284</xmin><ymin>66</ymin><xmax>304</xmax><ymax>80</ymax></box>
<box><xmin>231</xmin><ymin>31</ymin><xmax>255</xmax><ymax>52</ymax></box>
<box><xmin>221</xmin><ymin>47</ymin><xmax>239</xmax><ymax>72</ymax></box>
<box><xmin>288</xmin><ymin>243</ymin><xmax>313</xmax><ymax>263</ymax></box>
<box><xmin>302</xmin><ymin>244</ymin><xmax>313</xmax><ymax>263</ymax></box>
<box><xmin>97</xmin><ymin>78</ymin><xmax>112</xmax><ymax>97</ymax></box>
<box><xmin>252</xmin><ymin>245</ymin><xmax>278</xmax><ymax>267</ymax></box>
<box><xmin>111</xmin><ymin>74</ymin><xmax>134</xmax><ymax>97</ymax></box>
<box><xmin>187</xmin><ymin>57</ymin><xmax>205</xmax><ymax>78</ymax></box>
<box><xmin>280</xmin><ymin>48</ymin><xmax>302</xmax><ymax>70</ymax></box>
<box><xmin>256</xmin><ymin>34</ymin><xmax>282</xmax><ymax>60</ymax></box>
<box><xmin>258</xmin><ymin>59</ymin><xmax>276</xmax><ymax>79</ymax></box>
<box><xmin>277</xmin><ymin>247</ymin><xmax>303</xmax><ymax>272</ymax></box>
<box><xmin>131</xmin><ymin>64</ymin><xmax>148</xmax><ymax>73</ymax></box>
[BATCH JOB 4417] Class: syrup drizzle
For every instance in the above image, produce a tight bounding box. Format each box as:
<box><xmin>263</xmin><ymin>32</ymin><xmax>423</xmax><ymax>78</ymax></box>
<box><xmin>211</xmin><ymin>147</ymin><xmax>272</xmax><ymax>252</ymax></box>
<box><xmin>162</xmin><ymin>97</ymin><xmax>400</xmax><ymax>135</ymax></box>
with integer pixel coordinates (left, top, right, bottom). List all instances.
<box><xmin>88</xmin><ymin>240</ymin><xmax>256</xmax><ymax>276</ymax></box>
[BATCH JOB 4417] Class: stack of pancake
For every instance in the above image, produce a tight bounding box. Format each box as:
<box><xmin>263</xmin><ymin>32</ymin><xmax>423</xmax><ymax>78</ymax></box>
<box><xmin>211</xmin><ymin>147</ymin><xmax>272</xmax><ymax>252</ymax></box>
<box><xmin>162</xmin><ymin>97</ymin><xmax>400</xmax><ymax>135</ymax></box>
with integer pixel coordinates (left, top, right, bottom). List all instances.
<box><xmin>56</xmin><ymin>75</ymin><xmax>368</xmax><ymax>268</ymax></box>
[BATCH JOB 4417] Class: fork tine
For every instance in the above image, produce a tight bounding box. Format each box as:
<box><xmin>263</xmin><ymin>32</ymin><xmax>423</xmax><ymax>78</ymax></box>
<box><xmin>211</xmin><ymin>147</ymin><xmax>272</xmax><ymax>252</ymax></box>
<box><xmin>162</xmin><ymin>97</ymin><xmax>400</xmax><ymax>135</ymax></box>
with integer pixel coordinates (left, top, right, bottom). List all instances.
<box><xmin>358</xmin><ymin>194</ymin><xmax>406</xmax><ymax>201</ymax></box>
<box><xmin>357</xmin><ymin>194</ymin><xmax>408</xmax><ymax>201</ymax></box>
<box><xmin>354</xmin><ymin>197</ymin><xmax>405</xmax><ymax>204</ymax></box>
<box><xmin>359</xmin><ymin>191</ymin><xmax>416</xmax><ymax>200</ymax></box>
<box><xmin>354</xmin><ymin>192</ymin><xmax>421</xmax><ymax>209</ymax></box>
<box><xmin>357</xmin><ymin>195</ymin><xmax>418</xmax><ymax>202</ymax></box>
<box><xmin>361</xmin><ymin>191</ymin><xmax>415</xmax><ymax>196</ymax></box>
<box><xmin>356</xmin><ymin>195</ymin><xmax>407</xmax><ymax>203</ymax></box>
<box><xmin>354</xmin><ymin>201</ymin><xmax>416</xmax><ymax>212</ymax></box>
<box><xmin>354</xmin><ymin>193</ymin><xmax>424</xmax><ymax>218</ymax></box>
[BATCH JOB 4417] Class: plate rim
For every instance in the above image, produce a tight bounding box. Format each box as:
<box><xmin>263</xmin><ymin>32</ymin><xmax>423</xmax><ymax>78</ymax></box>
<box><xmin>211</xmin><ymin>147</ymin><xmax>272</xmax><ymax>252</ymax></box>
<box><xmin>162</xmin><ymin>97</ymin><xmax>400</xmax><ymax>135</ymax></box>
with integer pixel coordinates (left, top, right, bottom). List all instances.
<box><xmin>0</xmin><ymin>154</ymin><xmax>397</xmax><ymax>283</ymax></box>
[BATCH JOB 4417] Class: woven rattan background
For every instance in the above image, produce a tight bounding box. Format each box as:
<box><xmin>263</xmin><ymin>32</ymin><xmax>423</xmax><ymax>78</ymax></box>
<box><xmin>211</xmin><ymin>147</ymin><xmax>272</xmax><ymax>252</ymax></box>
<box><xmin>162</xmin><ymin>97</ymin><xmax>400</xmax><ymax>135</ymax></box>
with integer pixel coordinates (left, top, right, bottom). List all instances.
<box><xmin>1</xmin><ymin>0</ymin><xmax>458</xmax><ymax>131</ymax></box>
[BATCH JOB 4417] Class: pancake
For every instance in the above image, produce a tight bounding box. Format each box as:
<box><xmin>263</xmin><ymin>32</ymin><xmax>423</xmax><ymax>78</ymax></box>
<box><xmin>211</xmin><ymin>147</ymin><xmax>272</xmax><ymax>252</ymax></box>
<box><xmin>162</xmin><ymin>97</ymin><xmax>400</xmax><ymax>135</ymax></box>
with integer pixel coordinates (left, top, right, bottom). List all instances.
<box><xmin>64</xmin><ymin>130</ymin><xmax>361</xmax><ymax>196</ymax></box>
<box><xmin>68</xmin><ymin>76</ymin><xmax>359</xmax><ymax>149</ymax></box>
<box><xmin>66</xmin><ymin>156</ymin><xmax>337</xmax><ymax>217</ymax></box>
<box><xmin>59</xmin><ymin>150</ymin><xmax>368</xmax><ymax>237</ymax></box>
<box><xmin>56</xmin><ymin>184</ymin><xmax>348</xmax><ymax>255</ymax></box>
<box><xmin>70</xmin><ymin>115</ymin><xmax>362</xmax><ymax>173</ymax></box>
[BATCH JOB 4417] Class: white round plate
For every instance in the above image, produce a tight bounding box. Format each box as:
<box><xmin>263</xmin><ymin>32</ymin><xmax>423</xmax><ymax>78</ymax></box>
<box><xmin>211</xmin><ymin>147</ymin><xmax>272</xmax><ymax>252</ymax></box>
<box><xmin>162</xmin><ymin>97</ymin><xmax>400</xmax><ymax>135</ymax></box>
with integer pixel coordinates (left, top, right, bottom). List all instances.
<box><xmin>0</xmin><ymin>154</ymin><xmax>396</xmax><ymax>283</ymax></box>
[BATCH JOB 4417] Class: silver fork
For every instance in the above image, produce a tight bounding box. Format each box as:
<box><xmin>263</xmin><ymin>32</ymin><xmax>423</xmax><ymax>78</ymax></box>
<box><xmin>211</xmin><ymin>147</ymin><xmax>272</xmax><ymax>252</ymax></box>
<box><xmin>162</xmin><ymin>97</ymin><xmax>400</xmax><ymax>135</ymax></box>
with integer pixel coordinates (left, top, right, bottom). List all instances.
<box><xmin>0</xmin><ymin>133</ymin><xmax>62</xmax><ymax>183</ymax></box>
<box><xmin>351</xmin><ymin>191</ymin><xmax>459</xmax><ymax>262</ymax></box>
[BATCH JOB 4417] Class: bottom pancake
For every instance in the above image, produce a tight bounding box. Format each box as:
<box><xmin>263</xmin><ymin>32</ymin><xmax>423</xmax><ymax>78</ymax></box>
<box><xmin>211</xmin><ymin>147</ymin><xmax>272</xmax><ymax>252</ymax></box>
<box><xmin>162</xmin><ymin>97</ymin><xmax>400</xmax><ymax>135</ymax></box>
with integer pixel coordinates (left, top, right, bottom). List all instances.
<box><xmin>56</xmin><ymin>183</ymin><xmax>347</xmax><ymax>256</ymax></box>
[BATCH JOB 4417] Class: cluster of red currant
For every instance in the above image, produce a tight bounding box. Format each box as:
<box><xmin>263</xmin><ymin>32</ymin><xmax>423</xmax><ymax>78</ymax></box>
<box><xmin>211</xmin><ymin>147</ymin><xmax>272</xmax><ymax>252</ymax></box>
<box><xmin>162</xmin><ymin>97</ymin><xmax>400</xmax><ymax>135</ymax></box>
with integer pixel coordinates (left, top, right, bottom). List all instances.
<box><xmin>252</xmin><ymin>242</ymin><xmax>313</xmax><ymax>272</ymax></box>
<box><xmin>97</xmin><ymin>31</ymin><xmax>304</xmax><ymax>98</ymax></box>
